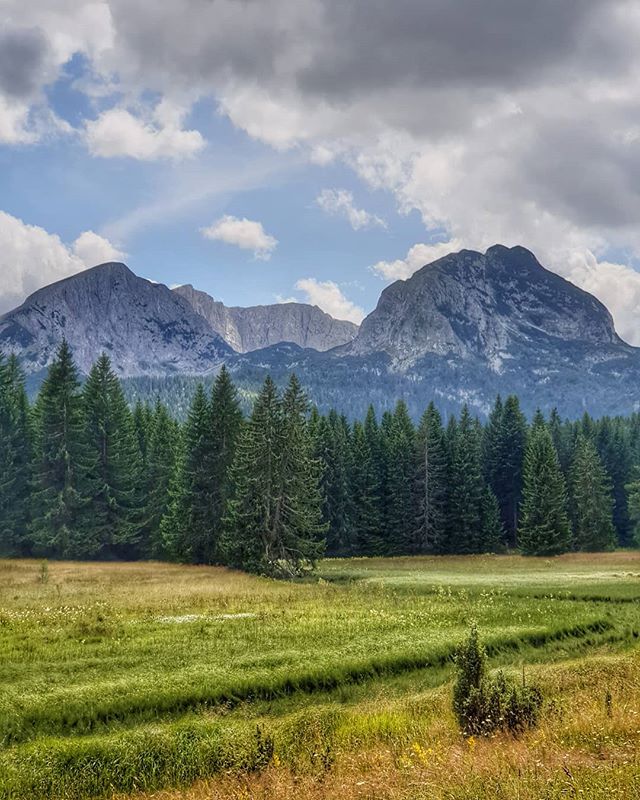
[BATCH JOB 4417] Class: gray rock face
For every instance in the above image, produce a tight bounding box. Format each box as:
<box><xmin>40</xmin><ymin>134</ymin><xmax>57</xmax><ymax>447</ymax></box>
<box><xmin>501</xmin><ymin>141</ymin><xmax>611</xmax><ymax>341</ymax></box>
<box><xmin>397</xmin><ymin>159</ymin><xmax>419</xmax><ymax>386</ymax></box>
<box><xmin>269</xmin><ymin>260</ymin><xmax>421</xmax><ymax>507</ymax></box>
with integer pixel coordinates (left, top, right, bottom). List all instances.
<box><xmin>0</xmin><ymin>263</ymin><xmax>233</xmax><ymax>376</ymax></box>
<box><xmin>173</xmin><ymin>284</ymin><xmax>358</xmax><ymax>353</ymax></box>
<box><xmin>344</xmin><ymin>245</ymin><xmax>623</xmax><ymax>369</ymax></box>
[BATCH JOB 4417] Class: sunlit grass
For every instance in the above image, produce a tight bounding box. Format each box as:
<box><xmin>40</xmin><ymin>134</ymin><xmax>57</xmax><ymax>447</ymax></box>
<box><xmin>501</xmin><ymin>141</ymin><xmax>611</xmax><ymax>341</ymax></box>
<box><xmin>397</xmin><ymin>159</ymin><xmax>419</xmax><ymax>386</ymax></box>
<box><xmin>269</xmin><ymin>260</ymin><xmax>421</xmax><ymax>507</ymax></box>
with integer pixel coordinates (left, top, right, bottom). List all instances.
<box><xmin>1</xmin><ymin>554</ymin><xmax>639</xmax><ymax>799</ymax></box>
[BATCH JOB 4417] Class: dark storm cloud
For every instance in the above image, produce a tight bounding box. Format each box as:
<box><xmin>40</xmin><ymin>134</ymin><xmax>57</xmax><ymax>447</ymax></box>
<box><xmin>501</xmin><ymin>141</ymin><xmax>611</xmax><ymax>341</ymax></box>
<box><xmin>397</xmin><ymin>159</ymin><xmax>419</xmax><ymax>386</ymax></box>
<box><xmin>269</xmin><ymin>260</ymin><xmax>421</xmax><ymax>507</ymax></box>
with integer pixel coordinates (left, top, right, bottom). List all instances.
<box><xmin>297</xmin><ymin>0</ymin><xmax>617</xmax><ymax>98</ymax></box>
<box><xmin>0</xmin><ymin>27</ymin><xmax>50</xmax><ymax>98</ymax></box>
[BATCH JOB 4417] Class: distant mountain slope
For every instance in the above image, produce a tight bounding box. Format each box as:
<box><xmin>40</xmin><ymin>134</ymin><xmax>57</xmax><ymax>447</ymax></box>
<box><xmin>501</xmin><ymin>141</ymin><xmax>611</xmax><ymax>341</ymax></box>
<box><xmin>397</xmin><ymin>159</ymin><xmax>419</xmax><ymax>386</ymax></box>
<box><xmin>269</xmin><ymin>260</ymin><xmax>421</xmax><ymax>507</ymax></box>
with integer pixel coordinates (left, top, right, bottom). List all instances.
<box><xmin>3</xmin><ymin>247</ymin><xmax>640</xmax><ymax>420</ymax></box>
<box><xmin>173</xmin><ymin>284</ymin><xmax>358</xmax><ymax>352</ymax></box>
<box><xmin>343</xmin><ymin>244</ymin><xmax>623</xmax><ymax>366</ymax></box>
<box><xmin>0</xmin><ymin>263</ymin><xmax>232</xmax><ymax>377</ymax></box>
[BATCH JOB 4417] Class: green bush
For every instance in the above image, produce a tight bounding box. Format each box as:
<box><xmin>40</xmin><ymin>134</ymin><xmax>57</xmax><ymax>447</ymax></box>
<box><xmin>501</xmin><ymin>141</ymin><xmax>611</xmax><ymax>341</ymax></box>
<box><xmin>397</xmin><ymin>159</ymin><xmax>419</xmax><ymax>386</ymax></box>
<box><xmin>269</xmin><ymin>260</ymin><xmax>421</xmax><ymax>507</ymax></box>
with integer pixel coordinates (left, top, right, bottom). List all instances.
<box><xmin>453</xmin><ymin>626</ymin><xmax>543</xmax><ymax>736</ymax></box>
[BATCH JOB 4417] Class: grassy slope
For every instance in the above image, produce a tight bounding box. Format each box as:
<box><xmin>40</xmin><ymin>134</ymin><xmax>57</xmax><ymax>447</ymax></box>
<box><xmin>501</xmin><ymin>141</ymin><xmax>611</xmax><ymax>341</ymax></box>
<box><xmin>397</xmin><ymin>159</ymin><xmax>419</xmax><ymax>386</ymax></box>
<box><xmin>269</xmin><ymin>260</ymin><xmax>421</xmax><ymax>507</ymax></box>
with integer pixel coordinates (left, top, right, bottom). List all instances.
<box><xmin>0</xmin><ymin>554</ymin><xmax>639</xmax><ymax>799</ymax></box>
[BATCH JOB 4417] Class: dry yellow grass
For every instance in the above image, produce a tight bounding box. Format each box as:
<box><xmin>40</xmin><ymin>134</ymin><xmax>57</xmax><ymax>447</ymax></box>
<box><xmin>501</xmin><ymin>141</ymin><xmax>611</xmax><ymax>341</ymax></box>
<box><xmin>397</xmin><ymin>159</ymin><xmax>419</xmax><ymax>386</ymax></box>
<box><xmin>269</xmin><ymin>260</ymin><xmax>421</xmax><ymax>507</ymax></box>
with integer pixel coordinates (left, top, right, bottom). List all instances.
<box><xmin>122</xmin><ymin>649</ymin><xmax>640</xmax><ymax>800</ymax></box>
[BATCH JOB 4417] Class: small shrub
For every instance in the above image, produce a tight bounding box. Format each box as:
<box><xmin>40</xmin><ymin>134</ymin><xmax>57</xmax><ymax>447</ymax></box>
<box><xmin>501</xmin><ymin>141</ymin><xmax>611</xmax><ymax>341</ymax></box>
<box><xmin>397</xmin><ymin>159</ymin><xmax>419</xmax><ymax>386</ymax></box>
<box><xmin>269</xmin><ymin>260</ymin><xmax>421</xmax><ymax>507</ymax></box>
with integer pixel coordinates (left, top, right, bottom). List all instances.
<box><xmin>452</xmin><ymin>625</ymin><xmax>543</xmax><ymax>736</ymax></box>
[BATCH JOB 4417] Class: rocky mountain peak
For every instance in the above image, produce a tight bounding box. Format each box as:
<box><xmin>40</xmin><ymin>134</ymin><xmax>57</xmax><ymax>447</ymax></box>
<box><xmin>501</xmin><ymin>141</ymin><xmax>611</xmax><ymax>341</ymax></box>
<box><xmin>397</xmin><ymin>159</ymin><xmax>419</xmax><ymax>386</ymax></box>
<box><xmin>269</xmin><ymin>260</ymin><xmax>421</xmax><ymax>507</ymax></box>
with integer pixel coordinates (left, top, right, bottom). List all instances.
<box><xmin>173</xmin><ymin>284</ymin><xmax>358</xmax><ymax>353</ymax></box>
<box><xmin>345</xmin><ymin>245</ymin><xmax>621</xmax><ymax>366</ymax></box>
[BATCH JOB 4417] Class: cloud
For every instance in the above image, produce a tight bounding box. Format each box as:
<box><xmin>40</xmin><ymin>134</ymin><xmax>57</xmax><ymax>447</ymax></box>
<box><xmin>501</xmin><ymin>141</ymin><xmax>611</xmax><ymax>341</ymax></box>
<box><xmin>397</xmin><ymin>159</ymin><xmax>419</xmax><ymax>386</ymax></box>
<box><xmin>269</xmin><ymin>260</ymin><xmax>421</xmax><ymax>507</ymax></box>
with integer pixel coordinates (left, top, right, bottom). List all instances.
<box><xmin>201</xmin><ymin>215</ymin><xmax>278</xmax><ymax>260</ymax></box>
<box><xmin>0</xmin><ymin>26</ymin><xmax>50</xmax><ymax>99</ymax></box>
<box><xmin>85</xmin><ymin>105</ymin><xmax>205</xmax><ymax>161</ymax></box>
<box><xmin>316</xmin><ymin>188</ymin><xmax>386</xmax><ymax>230</ymax></box>
<box><xmin>293</xmin><ymin>278</ymin><xmax>365</xmax><ymax>324</ymax></box>
<box><xmin>372</xmin><ymin>239</ymin><xmax>464</xmax><ymax>280</ymax></box>
<box><xmin>72</xmin><ymin>230</ymin><xmax>127</xmax><ymax>265</ymax></box>
<box><xmin>4</xmin><ymin>0</ymin><xmax>640</xmax><ymax>330</ymax></box>
<box><xmin>0</xmin><ymin>211</ymin><xmax>122</xmax><ymax>313</ymax></box>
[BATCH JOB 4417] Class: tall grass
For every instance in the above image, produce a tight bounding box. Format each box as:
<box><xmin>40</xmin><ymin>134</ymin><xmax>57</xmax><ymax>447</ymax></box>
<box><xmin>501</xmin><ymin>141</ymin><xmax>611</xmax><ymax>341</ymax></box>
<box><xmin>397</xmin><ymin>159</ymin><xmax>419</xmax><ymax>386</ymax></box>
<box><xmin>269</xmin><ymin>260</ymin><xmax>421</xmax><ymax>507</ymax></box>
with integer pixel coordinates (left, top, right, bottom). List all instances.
<box><xmin>1</xmin><ymin>555</ymin><xmax>639</xmax><ymax>800</ymax></box>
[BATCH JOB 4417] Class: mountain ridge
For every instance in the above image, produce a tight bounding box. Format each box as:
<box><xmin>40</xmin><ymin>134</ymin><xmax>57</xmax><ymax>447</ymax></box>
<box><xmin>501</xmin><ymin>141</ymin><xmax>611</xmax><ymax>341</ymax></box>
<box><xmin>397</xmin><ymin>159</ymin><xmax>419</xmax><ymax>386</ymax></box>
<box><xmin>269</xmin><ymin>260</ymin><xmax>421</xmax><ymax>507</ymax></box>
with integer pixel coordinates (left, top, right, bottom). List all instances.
<box><xmin>173</xmin><ymin>283</ymin><xmax>358</xmax><ymax>352</ymax></box>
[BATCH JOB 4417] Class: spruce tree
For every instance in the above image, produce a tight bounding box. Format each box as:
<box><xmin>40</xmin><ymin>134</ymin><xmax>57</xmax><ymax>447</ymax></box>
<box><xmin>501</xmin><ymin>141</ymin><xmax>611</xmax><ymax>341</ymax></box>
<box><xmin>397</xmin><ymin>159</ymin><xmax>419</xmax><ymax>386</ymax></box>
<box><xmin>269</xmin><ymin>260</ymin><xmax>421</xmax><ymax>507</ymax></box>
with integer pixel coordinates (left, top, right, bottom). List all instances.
<box><xmin>443</xmin><ymin>407</ymin><xmax>491</xmax><ymax>554</ymax></box>
<box><xmin>349</xmin><ymin>421</ymin><xmax>383</xmax><ymax>555</ymax></box>
<box><xmin>595</xmin><ymin>418</ymin><xmax>631</xmax><ymax>545</ymax></box>
<box><xmin>209</xmin><ymin>365</ymin><xmax>243</xmax><ymax>546</ymax></box>
<box><xmin>83</xmin><ymin>354</ymin><xmax>143</xmax><ymax>557</ymax></box>
<box><xmin>412</xmin><ymin>402</ymin><xmax>448</xmax><ymax>553</ymax></box>
<box><xmin>383</xmin><ymin>401</ymin><xmax>415</xmax><ymax>553</ymax></box>
<box><xmin>316</xmin><ymin>411</ymin><xmax>353</xmax><ymax>555</ymax></box>
<box><xmin>142</xmin><ymin>400</ymin><xmax>178</xmax><ymax>558</ymax></box>
<box><xmin>30</xmin><ymin>341</ymin><xmax>94</xmax><ymax>557</ymax></box>
<box><xmin>518</xmin><ymin>425</ymin><xmax>571</xmax><ymax>556</ymax></box>
<box><xmin>161</xmin><ymin>384</ymin><xmax>216</xmax><ymax>563</ymax></box>
<box><xmin>0</xmin><ymin>354</ymin><xmax>32</xmax><ymax>555</ymax></box>
<box><xmin>569</xmin><ymin>434</ymin><xmax>616</xmax><ymax>551</ymax></box>
<box><xmin>222</xmin><ymin>375</ymin><xmax>325</xmax><ymax>576</ymax></box>
<box><xmin>484</xmin><ymin>395</ymin><xmax>527</xmax><ymax>545</ymax></box>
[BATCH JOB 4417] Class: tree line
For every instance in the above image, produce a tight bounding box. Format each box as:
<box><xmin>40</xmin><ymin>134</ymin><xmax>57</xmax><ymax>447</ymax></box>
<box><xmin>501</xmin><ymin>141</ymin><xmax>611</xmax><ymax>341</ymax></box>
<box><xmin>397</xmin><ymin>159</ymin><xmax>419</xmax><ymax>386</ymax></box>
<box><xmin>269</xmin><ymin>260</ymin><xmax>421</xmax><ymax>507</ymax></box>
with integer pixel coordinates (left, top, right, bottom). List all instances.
<box><xmin>1</xmin><ymin>342</ymin><xmax>639</xmax><ymax>575</ymax></box>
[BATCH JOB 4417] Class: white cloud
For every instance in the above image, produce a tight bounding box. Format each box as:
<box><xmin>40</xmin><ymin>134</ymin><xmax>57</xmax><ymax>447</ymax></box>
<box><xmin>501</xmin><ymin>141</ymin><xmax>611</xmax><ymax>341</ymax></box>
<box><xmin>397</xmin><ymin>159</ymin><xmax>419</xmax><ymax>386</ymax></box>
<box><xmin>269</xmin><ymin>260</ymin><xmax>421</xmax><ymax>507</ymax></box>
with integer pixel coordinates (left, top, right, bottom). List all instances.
<box><xmin>72</xmin><ymin>230</ymin><xmax>126</xmax><ymax>265</ymax></box>
<box><xmin>0</xmin><ymin>211</ymin><xmax>122</xmax><ymax>313</ymax></box>
<box><xmin>201</xmin><ymin>215</ymin><xmax>278</xmax><ymax>260</ymax></box>
<box><xmin>316</xmin><ymin>188</ymin><xmax>386</xmax><ymax>230</ymax></box>
<box><xmin>372</xmin><ymin>239</ymin><xmax>464</xmax><ymax>280</ymax></box>
<box><xmin>85</xmin><ymin>105</ymin><xmax>205</xmax><ymax>161</ymax></box>
<box><xmin>293</xmin><ymin>277</ymin><xmax>364</xmax><ymax>324</ymax></box>
<box><xmin>562</xmin><ymin>249</ymin><xmax>640</xmax><ymax>346</ymax></box>
<box><xmin>0</xmin><ymin>97</ymin><xmax>37</xmax><ymax>144</ymax></box>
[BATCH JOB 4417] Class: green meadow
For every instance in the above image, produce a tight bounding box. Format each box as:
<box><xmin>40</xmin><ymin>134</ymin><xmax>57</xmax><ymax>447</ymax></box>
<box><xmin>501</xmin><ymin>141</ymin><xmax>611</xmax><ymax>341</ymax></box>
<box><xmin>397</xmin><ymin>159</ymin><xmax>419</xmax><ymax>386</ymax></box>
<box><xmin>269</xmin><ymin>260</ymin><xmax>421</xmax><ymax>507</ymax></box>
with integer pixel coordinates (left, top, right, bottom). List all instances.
<box><xmin>1</xmin><ymin>553</ymin><xmax>639</xmax><ymax>800</ymax></box>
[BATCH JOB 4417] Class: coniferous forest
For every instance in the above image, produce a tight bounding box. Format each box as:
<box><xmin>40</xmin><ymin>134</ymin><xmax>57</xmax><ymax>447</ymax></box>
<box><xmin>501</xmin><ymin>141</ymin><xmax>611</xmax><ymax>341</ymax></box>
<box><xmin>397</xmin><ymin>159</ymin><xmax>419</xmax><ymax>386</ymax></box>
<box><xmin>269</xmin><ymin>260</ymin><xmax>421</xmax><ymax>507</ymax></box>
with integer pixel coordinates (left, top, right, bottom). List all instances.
<box><xmin>1</xmin><ymin>341</ymin><xmax>639</xmax><ymax>576</ymax></box>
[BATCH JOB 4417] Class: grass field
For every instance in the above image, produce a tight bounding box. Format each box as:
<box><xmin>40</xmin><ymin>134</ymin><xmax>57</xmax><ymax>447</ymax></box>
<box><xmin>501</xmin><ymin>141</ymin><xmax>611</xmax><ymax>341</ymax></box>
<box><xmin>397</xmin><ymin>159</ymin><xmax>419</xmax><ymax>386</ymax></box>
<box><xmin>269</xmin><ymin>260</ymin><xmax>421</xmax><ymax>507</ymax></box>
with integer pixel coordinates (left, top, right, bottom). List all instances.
<box><xmin>1</xmin><ymin>553</ymin><xmax>639</xmax><ymax>799</ymax></box>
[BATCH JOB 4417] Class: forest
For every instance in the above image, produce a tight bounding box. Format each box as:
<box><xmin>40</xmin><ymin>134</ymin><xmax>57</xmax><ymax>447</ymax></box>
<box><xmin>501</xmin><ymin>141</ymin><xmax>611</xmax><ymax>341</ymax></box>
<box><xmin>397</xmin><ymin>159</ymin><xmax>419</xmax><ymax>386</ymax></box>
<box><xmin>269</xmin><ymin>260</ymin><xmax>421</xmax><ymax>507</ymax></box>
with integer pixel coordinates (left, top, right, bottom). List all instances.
<box><xmin>1</xmin><ymin>341</ymin><xmax>639</xmax><ymax>576</ymax></box>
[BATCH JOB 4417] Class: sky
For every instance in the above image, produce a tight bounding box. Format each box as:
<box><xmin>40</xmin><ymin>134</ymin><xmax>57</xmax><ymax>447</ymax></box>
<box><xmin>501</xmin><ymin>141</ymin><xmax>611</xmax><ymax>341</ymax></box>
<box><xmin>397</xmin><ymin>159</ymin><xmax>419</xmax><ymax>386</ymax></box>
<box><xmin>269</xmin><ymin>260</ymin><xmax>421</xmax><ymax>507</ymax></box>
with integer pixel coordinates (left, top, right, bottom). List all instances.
<box><xmin>2</xmin><ymin>2</ymin><xmax>640</xmax><ymax>339</ymax></box>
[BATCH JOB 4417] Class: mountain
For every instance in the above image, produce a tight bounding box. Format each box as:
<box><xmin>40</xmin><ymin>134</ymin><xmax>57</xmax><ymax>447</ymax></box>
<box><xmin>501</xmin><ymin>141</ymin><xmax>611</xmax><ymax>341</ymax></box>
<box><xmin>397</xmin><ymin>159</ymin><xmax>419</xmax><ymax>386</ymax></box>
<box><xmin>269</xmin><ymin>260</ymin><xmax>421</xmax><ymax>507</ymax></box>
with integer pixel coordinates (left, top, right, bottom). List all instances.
<box><xmin>220</xmin><ymin>245</ymin><xmax>640</xmax><ymax>419</ymax></box>
<box><xmin>3</xmin><ymin>246</ymin><xmax>640</xmax><ymax>420</ymax></box>
<box><xmin>0</xmin><ymin>263</ymin><xmax>233</xmax><ymax>377</ymax></box>
<box><xmin>173</xmin><ymin>284</ymin><xmax>358</xmax><ymax>352</ymax></box>
<box><xmin>343</xmin><ymin>244</ymin><xmax>622</xmax><ymax>365</ymax></box>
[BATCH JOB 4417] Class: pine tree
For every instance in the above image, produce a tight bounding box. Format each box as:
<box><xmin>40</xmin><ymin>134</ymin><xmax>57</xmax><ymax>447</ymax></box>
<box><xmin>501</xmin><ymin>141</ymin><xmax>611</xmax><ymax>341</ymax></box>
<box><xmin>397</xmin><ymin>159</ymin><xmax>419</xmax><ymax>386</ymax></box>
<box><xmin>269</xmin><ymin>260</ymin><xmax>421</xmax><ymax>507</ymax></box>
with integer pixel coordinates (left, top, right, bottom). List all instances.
<box><xmin>83</xmin><ymin>354</ymin><xmax>143</xmax><ymax>557</ymax></box>
<box><xmin>222</xmin><ymin>375</ymin><xmax>325</xmax><ymax>576</ymax></box>
<box><xmin>383</xmin><ymin>401</ymin><xmax>415</xmax><ymax>553</ymax></box>
<box><xmin>349</xmin><ymin>421</ymin><xmax>383</xmax><ymax>555</ymax></box>
<box><xmin>161</xmin><ymin>384</ymin><xmax>216</xmax><ymax>563</ymax></box>
<box><xmin>209</xmin><ymin>365</ymin><xmax>243</xmax><ymax>547</ymax></box>
<box><xmin>412</xmin><ymin>402</ymin><xmax>448</xmax><ymax>553</ymax></box>
<box><xmin>518</xmin><ymin>425</ymin><xmax>571</xmax><ymax>556</ymax></box>
<box><xmin>30</xmin><ymin>341</ymin><xmax>95</xmax><ymax>557</ymax></box>
<box><xmin>142</xmin><ymin>400</ymin><xmax>178</xmax><ymax>558</ymax></box>
<box><xmin>316</xmin><ymin>411</ymin><xmax>353</xmax><ymax>555</ymax></box>
<box><xmin>0</xmin><ymin>354</ymin><xmax>32</xmax><ymax>555</ymax></box>
<box><xmin>569</xmin><ymin>434</ymin><xmax>616</xmax><ymax>551</ymax></box>
<box><xmin>442</xmin><ymin>407</ymin><xmax>491</xmax><ymax>554</ymax></box>
<box><xmin>595</xmin><ymin>418</ymin><xmax>631</xmax><ymax>545</ymax></box>
<box><xmin>484</xmin><ymin>395</ymin><xmax>527</xmax><ymax>545</ymax></box>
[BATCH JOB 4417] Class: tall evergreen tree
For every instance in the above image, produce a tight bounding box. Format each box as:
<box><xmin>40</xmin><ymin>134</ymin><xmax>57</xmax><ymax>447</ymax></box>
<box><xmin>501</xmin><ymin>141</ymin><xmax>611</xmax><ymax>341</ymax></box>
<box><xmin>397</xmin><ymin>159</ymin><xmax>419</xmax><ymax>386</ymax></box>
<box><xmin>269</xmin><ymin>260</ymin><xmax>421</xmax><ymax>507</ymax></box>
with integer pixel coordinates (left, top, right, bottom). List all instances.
<box><xmin>316</xmin><ymin>411</ymin><xmax>353</xmax><ymax>555</ymax></box>
<box><xmin>141</xmin><ymin>400</ymin><xmax>178</xmax><ymax>558</ymax></box>
<box><xmin>209</xmin><ymin>365</ymin><xmax>243</xmax><ymax>546</ymax></box>
<box><xmin>595</xmin><ymin>418</ymin><xmax>631</xmax><ymax>545</ymax></box>
<box><xmin>569</xmin><ymin>434</ymin><xmax>616</xmax><ymax>551</ymax></box>
<box><xmin>349</xmin><ymin>421</ymin><xmax>383</xmax><ymax>555</ymax></box>
<box><xmin>412</xmin><ymin>402</ymin><xmax>448</xmax><ymax>553</ymax></box>
<box><xmin>30</xmin><ymin>341</ymin><xmax>94</xmax><ymax>557</ymax></box>
<box><xmin>383</xmin><ymin>401</ymin><xmax>415</xmax><ymax>553</ymax></box>
<box><xmin>0</xmin><ymin>354</ymin><xmax>32</xmax><ymax>555</ymax></box>
<box><xmin>444</xmin><ymin>407</ymin><xmax>499</xmax><ymax>553</ymax></box>
<box><xmin>161</xmin><ymin>384</ymin><xmax>216</xmax><ymax>563</ymax></box>
<box><xmin>484</xmin><ymin>395</ymin><xmax>527</xmax><ymax>545</ymax></box>
<box><xmin>518</xmin><ymin>425</ymin><xmax>571</xmax><ymax>556</ymax></box>
<box><xmin>222</xmin><ymin>375</ymin><xmax>325</xmax><ymax>576</ymax></box>
<box><xmin>83</xmin><ymin>354</ymin><xmax>143</xmax><ymax>557</ymax></box>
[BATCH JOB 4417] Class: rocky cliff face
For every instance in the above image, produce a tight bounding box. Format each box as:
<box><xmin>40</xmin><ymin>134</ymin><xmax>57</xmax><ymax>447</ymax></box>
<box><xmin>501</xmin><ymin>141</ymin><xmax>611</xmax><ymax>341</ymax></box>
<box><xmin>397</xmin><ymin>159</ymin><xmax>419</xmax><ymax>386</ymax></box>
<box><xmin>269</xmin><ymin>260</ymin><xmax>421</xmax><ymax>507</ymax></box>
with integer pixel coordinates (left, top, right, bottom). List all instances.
<box><xmin>173</xmin><ymin>284</ymin><xmax>358</xmax><ymax>352</ymax></box>
<box><xmin>0</xmin><ymin>263</ymin><xmax>233</xmax><ymax>376</ymax></box>
<box><xmin>344</xmin><ymin>245</ymin><xmax>623</xmax><ymax>368</ymax></box>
